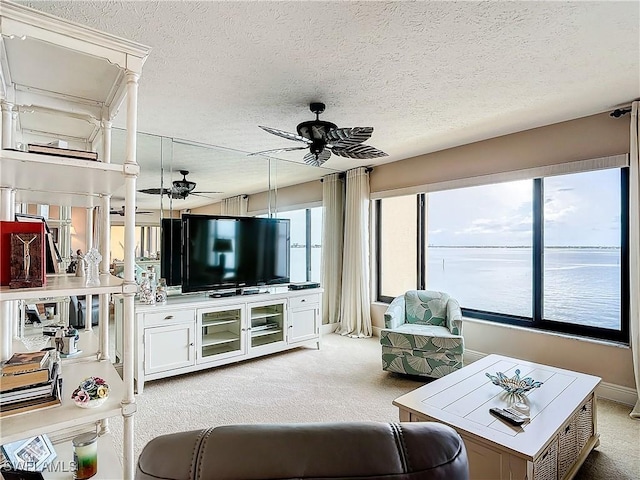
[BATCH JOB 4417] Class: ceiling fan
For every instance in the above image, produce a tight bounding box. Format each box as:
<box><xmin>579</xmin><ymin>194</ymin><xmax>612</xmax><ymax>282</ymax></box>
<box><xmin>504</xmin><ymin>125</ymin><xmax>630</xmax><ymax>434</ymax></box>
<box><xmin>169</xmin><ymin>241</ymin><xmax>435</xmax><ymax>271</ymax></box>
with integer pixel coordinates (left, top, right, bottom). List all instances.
<box><xmin>138</xmin><ymin>170</ymin><xmax>222</xmax><ymax>199</ymax></box>
<box><xmin>251</xmin><ymin>102</ymin><xmax>388</xmax><ymax>166</ymax></box>
<box><xmin>110</xmin><ymin>206</ymin><xmax>153</xmax><ymax>216</ymax></box>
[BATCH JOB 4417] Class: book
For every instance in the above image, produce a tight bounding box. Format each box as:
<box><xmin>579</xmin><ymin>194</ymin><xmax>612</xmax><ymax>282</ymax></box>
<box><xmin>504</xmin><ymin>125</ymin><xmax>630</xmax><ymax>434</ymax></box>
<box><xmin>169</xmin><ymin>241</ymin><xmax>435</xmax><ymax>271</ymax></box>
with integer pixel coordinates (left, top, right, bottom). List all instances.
<box><xmin>0</xmin><ymin>368</ymin><xmax>49</xmax><ymax>392</ymax></box>
<box><xmin>0</xmin><ymin>363</ymin><xmax>59</xmax><ymax>404</ymax></box>
<box><xmin>1</xmin><ymin>351</ymin><xmax>50</xmax><ymax>375</ymax></box>
<box><xmin>27</xmin><ymin>144</ymin><xmax>98</xmax><ymax>161</ymax></box>
<box><xmin>0</xmin><ymin>370</ymin><xmax>61</xmax><ymax>418</ymax></box>
<box><xmin>0</xmin><ymin>395</ymin><xmax>61</xmax><ymax>418</ymax></box>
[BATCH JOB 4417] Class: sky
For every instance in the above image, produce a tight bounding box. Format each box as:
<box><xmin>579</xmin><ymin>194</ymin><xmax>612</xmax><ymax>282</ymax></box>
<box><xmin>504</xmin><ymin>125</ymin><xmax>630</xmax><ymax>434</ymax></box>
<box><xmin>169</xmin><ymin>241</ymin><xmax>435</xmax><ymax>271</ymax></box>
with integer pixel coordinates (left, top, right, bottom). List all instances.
<box><xmin>427</xmin><ymin>168</ymin><xmax>621</xmax><ymax>247</ymax></box>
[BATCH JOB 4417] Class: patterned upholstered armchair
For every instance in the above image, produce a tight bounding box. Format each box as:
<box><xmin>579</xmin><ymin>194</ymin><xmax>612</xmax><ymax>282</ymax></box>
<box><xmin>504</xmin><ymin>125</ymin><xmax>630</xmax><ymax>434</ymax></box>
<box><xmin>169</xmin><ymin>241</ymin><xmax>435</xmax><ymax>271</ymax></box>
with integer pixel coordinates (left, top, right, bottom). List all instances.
<box><xmin>380</xmin><ymin>290</ymin><xmax>464</xmax><ymax>378</ymax></box>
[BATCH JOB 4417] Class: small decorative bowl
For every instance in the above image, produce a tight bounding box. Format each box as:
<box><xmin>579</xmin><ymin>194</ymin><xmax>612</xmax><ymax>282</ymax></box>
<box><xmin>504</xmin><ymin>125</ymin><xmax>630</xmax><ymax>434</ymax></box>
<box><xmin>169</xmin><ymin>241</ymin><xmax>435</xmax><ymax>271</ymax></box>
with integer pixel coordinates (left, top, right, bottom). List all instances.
<box><xmin>71</xmin><ymin>376</ymin><xmax>110</xmax><ymax>408</ymax></box>
<box><xmin>486</xmin><ymin>369</ymin><xmax>543</xmax><ymax>395</ymax></box>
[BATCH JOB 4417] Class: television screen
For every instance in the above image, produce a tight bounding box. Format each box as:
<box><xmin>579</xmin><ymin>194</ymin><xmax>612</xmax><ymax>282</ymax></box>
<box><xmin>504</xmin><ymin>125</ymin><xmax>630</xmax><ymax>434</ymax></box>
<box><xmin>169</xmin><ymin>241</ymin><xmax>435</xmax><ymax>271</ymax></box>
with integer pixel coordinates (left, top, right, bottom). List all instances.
<box><xmin>161</xmin><ymin>218</ymin><xmax>182</xmax><ymax>286</ymax></box>
<box><xmin>182</xmin><ymin>215</ymin><xmax>290</xmax><ymax>293</ymax></box>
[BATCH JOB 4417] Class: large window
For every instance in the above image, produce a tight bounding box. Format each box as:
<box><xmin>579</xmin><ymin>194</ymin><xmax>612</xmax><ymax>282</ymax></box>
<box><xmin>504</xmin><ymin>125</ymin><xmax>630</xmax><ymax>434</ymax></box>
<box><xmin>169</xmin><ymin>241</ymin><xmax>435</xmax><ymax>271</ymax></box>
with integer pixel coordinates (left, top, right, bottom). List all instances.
<box><xmin>427</xmin><ymin>181</ymin><xmax>533</xmax><ymax>318</ymax></box>
<box><xmin>376</xmin><ymin>167</ymin><xmax>629</xmax><ymax>343</ymax></box>
<box><xmin>543</xmin><ymin>169</ymin><xmax>622</xmax><ymax>330</ymax></box>
<box><xmin>266</xmin><ymin>207</ymin><xmax>323</xmax><ymax>283</ymax></box>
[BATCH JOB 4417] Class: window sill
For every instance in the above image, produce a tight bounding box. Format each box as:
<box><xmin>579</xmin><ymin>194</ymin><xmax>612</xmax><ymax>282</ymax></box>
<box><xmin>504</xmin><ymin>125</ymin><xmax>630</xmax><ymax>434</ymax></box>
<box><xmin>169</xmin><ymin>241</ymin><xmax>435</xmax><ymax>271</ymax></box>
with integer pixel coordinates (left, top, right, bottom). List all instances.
<box><xmin>462</xmin><ymin>316</ymin><xmax>631</xmax><ymax>349</ymax></box>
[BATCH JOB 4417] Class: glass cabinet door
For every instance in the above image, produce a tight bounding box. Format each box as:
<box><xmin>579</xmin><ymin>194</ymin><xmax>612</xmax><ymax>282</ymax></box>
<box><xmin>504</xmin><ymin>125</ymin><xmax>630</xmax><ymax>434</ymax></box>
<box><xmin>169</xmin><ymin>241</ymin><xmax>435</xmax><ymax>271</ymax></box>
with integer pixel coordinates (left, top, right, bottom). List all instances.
<box><xmin>249</xmin><ymin>301</ymin><xmax>286</xmax><ymax>350</ymax></box>
<box><xmin>197</xmin><ymin>306</ymin><xmax>244</xmax><ymax>363</ymax></box>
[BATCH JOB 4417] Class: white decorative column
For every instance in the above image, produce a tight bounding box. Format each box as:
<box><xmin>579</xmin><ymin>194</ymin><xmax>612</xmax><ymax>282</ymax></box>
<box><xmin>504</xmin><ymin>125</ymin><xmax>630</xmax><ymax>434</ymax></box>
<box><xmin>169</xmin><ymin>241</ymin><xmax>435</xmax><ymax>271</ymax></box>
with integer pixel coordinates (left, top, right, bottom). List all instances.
<box><xmin>99</xmin><ymin>119</ymin><xmax>112</xmax><ymax>361</ymax></box>
<box><xmin>59</xmin><ymin>205</ymin><xmax>72</xmax><ymax>273</ymax></box>
<box><xmin>0</xmin><ymin>188</ymin><xmax>14</xmax><ymax>360</ymax></box>
<box><xmin>122</xmin><ymin>71</ymin><xmax>139</xmax><ymax>480</ymax></box>
<box><xmin>84</xmin><ymin>207</ymin><xmax>94</xmax><ymax>332</ymax></box>
<box><xmin>1</xmin><ymin>101</ymin><xmax>14</xmax><ymax>149</ymax></box>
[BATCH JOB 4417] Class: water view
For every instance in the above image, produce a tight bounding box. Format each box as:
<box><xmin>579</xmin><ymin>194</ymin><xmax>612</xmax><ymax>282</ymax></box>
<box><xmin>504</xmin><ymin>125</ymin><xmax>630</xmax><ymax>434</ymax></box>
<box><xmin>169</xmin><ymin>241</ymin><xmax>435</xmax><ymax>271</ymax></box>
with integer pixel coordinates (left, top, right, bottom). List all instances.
<box><xmin>427</xmin><ymin>247</ymin><xmax>621</xmax><ymax>330</ymax></box>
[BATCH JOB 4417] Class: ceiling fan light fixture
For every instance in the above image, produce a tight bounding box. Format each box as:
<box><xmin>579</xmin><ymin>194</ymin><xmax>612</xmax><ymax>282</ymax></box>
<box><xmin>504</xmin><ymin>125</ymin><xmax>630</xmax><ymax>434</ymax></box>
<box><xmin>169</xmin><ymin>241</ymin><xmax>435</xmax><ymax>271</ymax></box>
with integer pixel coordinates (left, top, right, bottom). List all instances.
<box><xmin>173</xmin><ymin>170</ymin><xmax>196</xmax><ymax>193</ymax></box>
<box><xmin>296</xmin><ymin>120</ymin><xmax>337</xmax><ymax>141</ymax></box>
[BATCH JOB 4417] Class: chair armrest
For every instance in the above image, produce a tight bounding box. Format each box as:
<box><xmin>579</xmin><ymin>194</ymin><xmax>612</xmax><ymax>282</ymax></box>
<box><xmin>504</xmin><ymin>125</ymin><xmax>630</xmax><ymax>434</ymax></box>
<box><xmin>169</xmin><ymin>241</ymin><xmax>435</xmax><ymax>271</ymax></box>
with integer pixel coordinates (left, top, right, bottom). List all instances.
<box><xmin>384</xmin><ymin>295</ymin><xmax>406</xmax><ymax>329</ymax></box>
<box><xmin>446</xmin><ymin>298</ymin><xmax>463</xmax><ymax>336</ymax></box>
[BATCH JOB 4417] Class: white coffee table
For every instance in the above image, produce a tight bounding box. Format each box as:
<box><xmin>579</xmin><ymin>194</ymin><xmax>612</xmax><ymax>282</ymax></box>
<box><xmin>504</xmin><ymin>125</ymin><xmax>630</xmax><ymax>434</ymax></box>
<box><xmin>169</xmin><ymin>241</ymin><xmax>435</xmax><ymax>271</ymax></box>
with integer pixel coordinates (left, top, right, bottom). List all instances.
<box><xmin>393</xmin><ymin>354</ymin><xmax>600</xmax><ymax>480</ymax></box>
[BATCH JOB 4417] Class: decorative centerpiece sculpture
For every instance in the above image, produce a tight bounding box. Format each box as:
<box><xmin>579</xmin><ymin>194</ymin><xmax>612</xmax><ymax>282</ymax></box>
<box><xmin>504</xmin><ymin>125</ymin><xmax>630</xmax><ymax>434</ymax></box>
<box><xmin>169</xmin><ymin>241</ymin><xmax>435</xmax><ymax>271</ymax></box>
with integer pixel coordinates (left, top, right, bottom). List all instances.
<box><xmin>486</xmin><ymin>369</ymin><xmax>543</xmax><ymax>395</ymax></box>
<box><xmin>71</xmin><ymin>376</ymin><xmax>109</xmax><ymax>408</ymax></box>
<box><xmin>84</xmin><ymin>248</ymin><xmax>102</xmax><ymax>287</ymax></box>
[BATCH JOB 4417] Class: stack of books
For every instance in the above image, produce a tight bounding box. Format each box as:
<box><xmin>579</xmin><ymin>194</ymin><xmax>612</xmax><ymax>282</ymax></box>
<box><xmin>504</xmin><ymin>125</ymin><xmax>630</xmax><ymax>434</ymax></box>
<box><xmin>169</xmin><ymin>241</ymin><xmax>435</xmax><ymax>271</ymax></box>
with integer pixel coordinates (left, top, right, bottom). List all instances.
<box><xmin>27</xmin><ymin>140</ymin><xmax>98</xmax><ymax>161</ymax></box>
<box><xmin>0</xmin><ymin>351</ymin><xmax>62</xmax><ymax>418</ymax></box>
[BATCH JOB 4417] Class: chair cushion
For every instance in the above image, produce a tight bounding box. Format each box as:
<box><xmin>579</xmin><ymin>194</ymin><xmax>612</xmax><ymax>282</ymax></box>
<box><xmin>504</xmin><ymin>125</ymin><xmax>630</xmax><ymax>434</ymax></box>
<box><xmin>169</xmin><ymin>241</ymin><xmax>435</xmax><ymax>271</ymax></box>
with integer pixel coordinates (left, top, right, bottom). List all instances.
<box><xmin>405</xmin><ymin>290</ymin><xmax>449</xmax><ymax>326</ymax></box>
<box><xmin>382</xmin><ymin>346</ymin><xmax>463</xmax><ymax>377</ymax></box>
<box><xmin>380</xmin><ymin>325</ymin><xmax>464</xmax><ymax>355</ymax></box>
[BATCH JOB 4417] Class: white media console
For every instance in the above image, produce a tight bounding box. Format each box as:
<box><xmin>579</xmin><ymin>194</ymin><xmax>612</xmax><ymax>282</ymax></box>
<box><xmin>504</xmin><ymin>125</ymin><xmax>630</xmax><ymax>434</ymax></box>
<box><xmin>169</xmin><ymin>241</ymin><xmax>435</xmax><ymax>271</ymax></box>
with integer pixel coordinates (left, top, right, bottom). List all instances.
<box><xmin>114</xmin><ymin>287</ymin><xmax>322</xmax><ymax>393</ymax></box>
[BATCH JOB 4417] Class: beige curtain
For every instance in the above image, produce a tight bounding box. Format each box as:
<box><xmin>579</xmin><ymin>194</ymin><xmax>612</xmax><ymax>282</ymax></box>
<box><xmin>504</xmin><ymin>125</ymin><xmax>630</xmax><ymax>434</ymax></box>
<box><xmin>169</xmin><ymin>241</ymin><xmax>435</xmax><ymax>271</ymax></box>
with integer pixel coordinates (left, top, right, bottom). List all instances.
<box><xmin>630</xmin><ymin>101</ymin><xmax>640</xmax><ymax>419</ymax></box>
<box><xmin>220</xmin><ymin>195</ymin><xmax>248</xmax><ymax>216</ymax></box>
<box><xmin>321</xmin><ymin>173</ymin><xmax>345</xmax><ymax>325</ymax></box>
<box><xmin>338</xmin><ymin>167</ymin><xmax>372</xmax><ymax>338</ymax></box>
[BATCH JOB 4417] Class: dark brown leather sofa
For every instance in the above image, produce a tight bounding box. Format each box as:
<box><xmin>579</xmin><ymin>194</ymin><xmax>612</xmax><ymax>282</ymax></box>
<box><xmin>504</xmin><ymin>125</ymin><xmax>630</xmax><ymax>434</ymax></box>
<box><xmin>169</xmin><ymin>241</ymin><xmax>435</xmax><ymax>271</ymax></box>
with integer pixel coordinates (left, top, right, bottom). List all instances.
<box><xmin>135</xmin><ymin>421</ymin><xmax>469</xmax><ymax>480</ymax></box>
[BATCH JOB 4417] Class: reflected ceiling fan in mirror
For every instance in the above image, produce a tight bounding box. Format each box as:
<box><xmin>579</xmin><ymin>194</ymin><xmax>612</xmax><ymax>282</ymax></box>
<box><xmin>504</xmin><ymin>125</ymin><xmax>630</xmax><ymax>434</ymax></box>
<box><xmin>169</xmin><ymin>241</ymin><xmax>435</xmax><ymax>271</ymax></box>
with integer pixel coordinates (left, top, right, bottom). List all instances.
<box><xmin>110</xmin><ymin>205</ymin><xmax>153</xmax><ymax>216</ymax></box>
<box><xmin>251</xmin><ymin>102</ymin><xmax>388</xmax><ymax>166</ymax></box>
<box><xmin>138</xmin><ymin>170</ymin><xmax>222</xmax><ymax>199</ymax></box>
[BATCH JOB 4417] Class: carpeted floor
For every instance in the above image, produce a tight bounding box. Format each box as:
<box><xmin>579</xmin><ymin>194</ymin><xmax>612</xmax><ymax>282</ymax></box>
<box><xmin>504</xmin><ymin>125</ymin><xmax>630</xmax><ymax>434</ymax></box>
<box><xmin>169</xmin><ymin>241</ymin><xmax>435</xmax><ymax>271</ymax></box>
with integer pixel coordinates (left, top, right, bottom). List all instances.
<box><xmin>110</xmin><ymin>333</ymin><xmax>640</xmax><ymax>478</ymax></box>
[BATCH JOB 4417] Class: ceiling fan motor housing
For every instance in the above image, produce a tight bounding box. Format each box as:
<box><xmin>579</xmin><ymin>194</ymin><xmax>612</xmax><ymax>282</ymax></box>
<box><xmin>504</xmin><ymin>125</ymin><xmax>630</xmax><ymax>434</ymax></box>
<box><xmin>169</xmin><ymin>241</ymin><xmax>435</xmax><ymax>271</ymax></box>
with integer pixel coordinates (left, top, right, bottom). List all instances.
<box><xmin>297</xmin><ymin>120</ymin><xmax>337</xmax><ymax>143</ymax></box>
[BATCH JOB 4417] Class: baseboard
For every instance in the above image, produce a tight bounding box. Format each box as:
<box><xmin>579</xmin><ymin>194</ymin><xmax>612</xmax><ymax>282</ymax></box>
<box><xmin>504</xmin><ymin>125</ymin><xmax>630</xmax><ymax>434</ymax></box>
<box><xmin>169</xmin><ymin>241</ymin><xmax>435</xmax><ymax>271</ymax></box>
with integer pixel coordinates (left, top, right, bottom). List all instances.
<box><xmin>463</xmin><ymin>349</ymin><xmax>486</xmax><ymax>364</ymax></box>
<box><xmin>463</xmin><ymin>349</ymin><xmax>637</xmax><ymax>406</ymax></box>
<box><xmin>321</xmin><ymin>322</ymin><xmax>339</xmax><ymax>335</ymax></box>
<box><xmin>597</xmin><ymin>382</ymin><xmax>638</xmax><ymax>407</ymax></box>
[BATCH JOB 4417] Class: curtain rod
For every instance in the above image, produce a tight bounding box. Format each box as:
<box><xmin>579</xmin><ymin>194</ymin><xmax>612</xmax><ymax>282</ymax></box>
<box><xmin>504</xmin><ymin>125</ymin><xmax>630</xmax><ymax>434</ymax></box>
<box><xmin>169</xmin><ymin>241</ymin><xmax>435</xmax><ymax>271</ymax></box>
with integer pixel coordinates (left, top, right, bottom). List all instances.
<box><xmin>320</xmin><ymin>166</ymin><xmax>373</xmax><ymax>182</ymax></box>
<box><xmin>610</xmin><ymin>107</ymin><xmax>632</xmax><ymax>118</ymax></box>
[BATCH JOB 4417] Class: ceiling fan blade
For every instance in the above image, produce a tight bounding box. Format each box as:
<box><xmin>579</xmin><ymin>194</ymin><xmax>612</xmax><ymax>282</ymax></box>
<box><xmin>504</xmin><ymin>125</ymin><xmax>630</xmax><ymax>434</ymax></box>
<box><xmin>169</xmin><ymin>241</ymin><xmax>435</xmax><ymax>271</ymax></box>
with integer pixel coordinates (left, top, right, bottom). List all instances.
<box><xmin>331</xmin><ymin>144</ymin><xmax>388</xmax><ymax>159</ymax></box>
<box><xmin>303</xmin><ymin>149</ymin><xmax>331</xmax><ymax>167</ymax></box>
<box><xmin>190</xmin><ymin>192</ymin><xmax>221</xmax><ymax>199</ymax></box>
<box><xmin>326</xmin><ymin>127</ymin><xmax>373</xmax><ymax>146</ymax></box>
<box><xmin>248</xmin><ymin>146</ymin><xmax>308</xmax><ymax>156</ymax></box>
<box><xmin>138</xmin><ymin>188</ymin><xmax>172</xmax><ymax>196</ymax></box>
<box><xmin>259</xmin><ymin>126</ymin><xmax>312</xmax><ymax>145</ymax></box>
<box><xmin>194</xmin><ymin>191</ymin><xmax>223</xmax><ymax>194</ymax></box>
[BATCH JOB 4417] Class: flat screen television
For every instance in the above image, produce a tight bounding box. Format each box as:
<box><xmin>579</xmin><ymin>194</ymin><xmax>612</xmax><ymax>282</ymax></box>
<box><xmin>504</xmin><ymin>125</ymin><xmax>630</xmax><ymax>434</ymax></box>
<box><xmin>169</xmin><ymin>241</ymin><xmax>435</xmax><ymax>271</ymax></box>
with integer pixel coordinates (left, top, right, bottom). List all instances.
<box><xmin>161</xmin><ymin>218</ymin><xmax>182</xmax><ymax>286</ymax></box>
<box><xmin>181</xmin><ymin>214</ymin><xmax>290</xmax><ymax>293</ymax></box>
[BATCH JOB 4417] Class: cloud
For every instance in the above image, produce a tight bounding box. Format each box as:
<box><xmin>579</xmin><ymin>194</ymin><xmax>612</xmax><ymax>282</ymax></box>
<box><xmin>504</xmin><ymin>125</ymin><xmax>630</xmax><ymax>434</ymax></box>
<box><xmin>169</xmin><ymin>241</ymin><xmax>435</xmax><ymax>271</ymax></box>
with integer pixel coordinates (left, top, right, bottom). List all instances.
<box><xmin>457</xmin><ymin>214</ymin><xmax>532</xmax><ymax>235</ymax></box>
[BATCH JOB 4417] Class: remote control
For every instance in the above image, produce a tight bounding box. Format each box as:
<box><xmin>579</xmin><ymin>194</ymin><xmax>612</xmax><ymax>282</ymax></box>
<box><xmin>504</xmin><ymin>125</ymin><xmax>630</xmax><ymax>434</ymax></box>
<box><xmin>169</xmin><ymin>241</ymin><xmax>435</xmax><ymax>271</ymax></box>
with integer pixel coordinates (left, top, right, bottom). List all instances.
<box><xmin>504</xmin><ymin>407</ymin><xmax>530</xmax><ymax>422</ymax></box>
<box><xmin>489</xmin><ymin>407</ymin><xmax>525</xmax><ymax>426</ymax></box>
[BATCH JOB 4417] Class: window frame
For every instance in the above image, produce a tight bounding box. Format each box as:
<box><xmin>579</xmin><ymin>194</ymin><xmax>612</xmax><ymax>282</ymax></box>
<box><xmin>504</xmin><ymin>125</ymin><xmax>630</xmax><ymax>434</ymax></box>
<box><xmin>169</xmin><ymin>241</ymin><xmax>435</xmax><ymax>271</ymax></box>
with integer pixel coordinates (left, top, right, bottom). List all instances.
<box><xmin>267</xmin><ymin>207</ymin><xmax>320</xmax><ymax>283</ymax></box>
<box><xmin>375</xmin><ymin>168</ymin><xmax>630</xmax><ymax>344</ymax></box>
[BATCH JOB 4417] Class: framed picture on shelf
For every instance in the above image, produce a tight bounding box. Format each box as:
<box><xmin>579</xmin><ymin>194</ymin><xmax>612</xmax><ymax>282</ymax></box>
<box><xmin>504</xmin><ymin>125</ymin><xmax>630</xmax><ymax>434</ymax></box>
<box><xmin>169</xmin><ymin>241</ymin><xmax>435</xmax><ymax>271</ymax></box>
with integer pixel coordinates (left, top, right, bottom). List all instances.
<box><xmin>0</xmin><ymin>435</ymin><xmax>57</xmax><ymax>472</ymax></box>
<box><xmin>15</xmin><ymin>214</ymin><xmax>61</xmax><ymax>274</ymax></box>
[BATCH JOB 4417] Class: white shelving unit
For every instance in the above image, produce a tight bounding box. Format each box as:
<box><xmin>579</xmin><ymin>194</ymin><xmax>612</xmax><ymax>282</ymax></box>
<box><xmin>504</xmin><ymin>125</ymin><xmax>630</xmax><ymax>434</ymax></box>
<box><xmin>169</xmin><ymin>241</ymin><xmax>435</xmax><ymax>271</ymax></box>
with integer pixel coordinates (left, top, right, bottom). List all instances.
<box><xmin>0</xmin><ymin>2</ymin><xmax>150</xmax><ymax>479</ymax></box>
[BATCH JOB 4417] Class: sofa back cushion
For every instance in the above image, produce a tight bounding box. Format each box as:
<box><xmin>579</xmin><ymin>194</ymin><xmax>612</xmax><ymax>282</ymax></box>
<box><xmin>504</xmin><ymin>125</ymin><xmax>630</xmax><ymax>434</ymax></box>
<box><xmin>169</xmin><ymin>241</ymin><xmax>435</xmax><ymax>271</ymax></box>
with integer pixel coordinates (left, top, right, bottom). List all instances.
<box><xmin>404</xmin><ymin>290</ymin><xmax>449</xmax><ymax>326</ymax></box>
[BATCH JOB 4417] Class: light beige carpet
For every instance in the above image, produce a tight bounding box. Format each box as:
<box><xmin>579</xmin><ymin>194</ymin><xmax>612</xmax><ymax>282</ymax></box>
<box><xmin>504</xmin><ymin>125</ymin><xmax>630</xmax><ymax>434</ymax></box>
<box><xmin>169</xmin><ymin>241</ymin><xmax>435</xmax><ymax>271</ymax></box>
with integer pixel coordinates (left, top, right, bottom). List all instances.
<box><xmin>110</xmin><ymin>333</ymin><xmax>640</xmax><ymax>479</ymax></box>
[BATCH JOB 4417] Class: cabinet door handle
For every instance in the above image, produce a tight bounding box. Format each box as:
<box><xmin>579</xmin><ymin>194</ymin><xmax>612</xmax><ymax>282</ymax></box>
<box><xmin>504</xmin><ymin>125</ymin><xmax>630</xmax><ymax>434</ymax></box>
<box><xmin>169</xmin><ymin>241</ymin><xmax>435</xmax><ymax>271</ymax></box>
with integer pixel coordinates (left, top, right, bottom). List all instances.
<box><xmin>164</xmin><ymin>315</ymin><xmax>174</xmax><ymax>320</ymax></box>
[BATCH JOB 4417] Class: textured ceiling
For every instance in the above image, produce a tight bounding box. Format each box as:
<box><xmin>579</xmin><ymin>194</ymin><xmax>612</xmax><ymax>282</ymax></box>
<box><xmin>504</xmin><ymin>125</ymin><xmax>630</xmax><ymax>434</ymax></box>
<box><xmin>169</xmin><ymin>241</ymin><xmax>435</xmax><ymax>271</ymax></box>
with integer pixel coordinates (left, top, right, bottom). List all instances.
<box><xmin>19</xmin><ymin>1</ymin><xmax>640</xmax><ymax>210</ymax></box>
